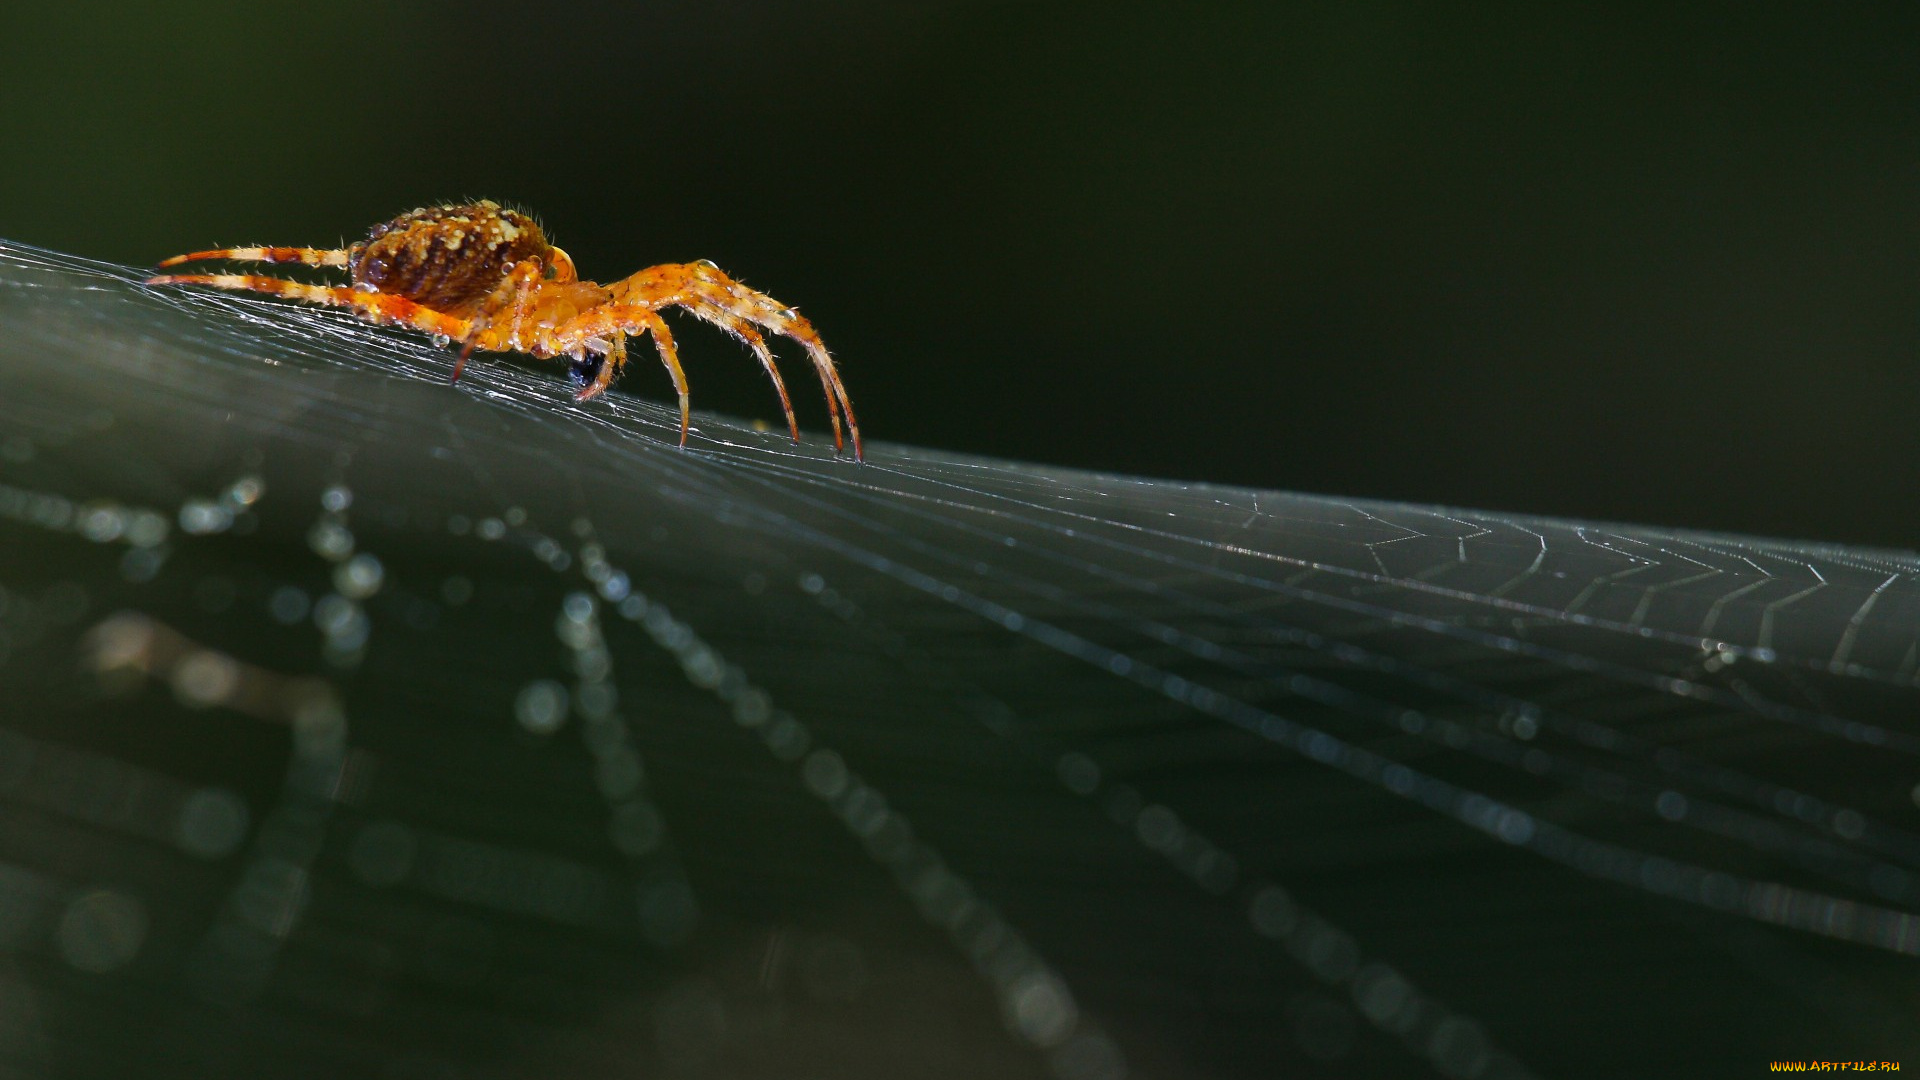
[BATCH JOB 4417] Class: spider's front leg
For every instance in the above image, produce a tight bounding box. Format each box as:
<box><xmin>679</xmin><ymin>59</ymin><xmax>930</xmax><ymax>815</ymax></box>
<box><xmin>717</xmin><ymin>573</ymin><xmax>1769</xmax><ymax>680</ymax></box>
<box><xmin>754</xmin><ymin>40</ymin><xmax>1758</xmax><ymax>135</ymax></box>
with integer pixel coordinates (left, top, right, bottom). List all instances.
<box><xmin>610</xmin><ymin>262</ymin><xmax>861</xmax><ymax>460</ymax></box>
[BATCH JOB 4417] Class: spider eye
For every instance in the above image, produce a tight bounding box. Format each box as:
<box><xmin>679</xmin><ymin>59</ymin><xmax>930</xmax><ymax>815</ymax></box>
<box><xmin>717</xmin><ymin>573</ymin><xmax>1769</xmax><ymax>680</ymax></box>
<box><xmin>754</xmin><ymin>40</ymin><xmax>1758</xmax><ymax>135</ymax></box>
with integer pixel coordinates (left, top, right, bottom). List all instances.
<box><xmin>543</xmin><ymin>264</ymin><xmax>558</xmax><ymax>281</ymax></box>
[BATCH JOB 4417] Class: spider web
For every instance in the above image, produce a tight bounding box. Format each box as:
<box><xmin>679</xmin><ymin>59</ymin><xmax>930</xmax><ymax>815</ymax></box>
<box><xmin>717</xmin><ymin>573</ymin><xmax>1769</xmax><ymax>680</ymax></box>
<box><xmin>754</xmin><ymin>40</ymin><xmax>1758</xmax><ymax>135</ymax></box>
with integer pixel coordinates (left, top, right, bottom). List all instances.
<box><xmin>0</xmin><ymin>240</ymin><xmax>1916</xmax><ymax>1079</ymax></box>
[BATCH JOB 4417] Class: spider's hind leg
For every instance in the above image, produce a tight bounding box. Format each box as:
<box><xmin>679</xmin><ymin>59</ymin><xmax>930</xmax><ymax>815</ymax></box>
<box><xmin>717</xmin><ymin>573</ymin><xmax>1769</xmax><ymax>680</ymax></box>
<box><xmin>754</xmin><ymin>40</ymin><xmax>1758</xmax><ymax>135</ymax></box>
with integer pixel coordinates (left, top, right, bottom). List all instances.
<box><xmin>145</xmin><ymin>274</ymin><xmax>472</xmax><ymax>341</ymax></box>
<box><xmin>156</xmin><ymin>247</ymin><xmax>350</xmax><ymax>269</ymax></box>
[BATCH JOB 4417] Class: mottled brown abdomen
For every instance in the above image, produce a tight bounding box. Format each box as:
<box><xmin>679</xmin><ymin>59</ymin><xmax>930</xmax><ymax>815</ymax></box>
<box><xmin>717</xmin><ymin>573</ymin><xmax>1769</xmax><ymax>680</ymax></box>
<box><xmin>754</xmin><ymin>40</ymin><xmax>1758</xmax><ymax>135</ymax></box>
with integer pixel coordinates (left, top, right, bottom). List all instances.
<box><xmin>347</xmin><ymin>200</ymin><xmax>550</xmax><ymax>316</ymax></box>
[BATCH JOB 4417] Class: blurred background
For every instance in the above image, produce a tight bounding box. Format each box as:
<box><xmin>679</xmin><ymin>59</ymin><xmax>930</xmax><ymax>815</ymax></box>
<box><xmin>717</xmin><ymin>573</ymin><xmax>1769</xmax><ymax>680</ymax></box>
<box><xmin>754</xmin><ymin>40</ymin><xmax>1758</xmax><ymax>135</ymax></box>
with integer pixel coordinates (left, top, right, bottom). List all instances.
<box><xmin>0</xmin><ymin>0</ymin><xmax>1913</xmax><ymax>544</ymax></box>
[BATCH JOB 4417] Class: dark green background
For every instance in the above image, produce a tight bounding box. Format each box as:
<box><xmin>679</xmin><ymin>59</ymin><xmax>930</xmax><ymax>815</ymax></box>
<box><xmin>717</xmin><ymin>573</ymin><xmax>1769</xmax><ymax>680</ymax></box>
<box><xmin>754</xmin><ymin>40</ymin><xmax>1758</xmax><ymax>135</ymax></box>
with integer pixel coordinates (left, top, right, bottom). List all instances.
<box><xmin>2</xmin><ymin>1</ymin><xmax>1913</xmax><ymax>544</ymax></box>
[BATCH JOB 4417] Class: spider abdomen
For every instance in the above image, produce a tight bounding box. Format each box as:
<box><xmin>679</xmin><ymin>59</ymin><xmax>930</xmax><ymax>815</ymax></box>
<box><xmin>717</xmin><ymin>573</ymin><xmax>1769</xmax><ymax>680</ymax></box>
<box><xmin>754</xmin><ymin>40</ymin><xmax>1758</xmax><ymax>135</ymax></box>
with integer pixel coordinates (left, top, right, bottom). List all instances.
<box><xmin>347</xmin><ymin>200</ymin><xmax>549</xmax><ymax>315</ymax></box>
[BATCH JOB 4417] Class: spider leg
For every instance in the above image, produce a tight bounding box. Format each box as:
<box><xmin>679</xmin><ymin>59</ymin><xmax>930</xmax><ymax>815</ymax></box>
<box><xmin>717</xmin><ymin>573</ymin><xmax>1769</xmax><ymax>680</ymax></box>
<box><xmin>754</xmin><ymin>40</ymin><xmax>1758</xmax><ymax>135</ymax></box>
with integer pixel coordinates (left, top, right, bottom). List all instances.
<box><xmin>708</xmin><ymin>315</ymin><xmax>801</xmax><ymax>443</ymax></box>
<box><xmin>631</xmin><ymin>315</ymin><xmax>691</xmax><ymax>446</ymax></box>
<box><xmin>612</xmin><ymin>263</ymin><xmax>862</xmax><ymax>460</ymax></box>
<box><xmin>453</xmin><ymin>259</ymin><xmax>547</xmax><ymax>383</ymax></box>
<box><xmin>592</xmin><ymin>332</ymin><xmax>628</xmax><ymax>400</ymax></box>
<box><xmin>552</xmin><ymin>307</ymin><xmax>692</xmax><ymax>445</ymax></box>
<box><xmin>156</xmin><ymin>247</ymin><xmax>350</xmax><ymax>269</ymax></box>
<box><xmin>145</xmin><ymin>274</ymin><xmax>471</xmax><ymax>341</ymax></box>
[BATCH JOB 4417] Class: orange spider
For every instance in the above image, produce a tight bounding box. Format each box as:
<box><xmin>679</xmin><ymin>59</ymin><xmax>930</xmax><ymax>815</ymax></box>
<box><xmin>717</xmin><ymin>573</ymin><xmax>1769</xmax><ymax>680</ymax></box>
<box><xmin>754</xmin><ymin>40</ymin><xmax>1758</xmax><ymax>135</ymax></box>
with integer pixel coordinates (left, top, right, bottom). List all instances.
<box><xmin>147</xmin><ymin>200</ymin><xmax>862</xmax><ymax>459</ymax></box>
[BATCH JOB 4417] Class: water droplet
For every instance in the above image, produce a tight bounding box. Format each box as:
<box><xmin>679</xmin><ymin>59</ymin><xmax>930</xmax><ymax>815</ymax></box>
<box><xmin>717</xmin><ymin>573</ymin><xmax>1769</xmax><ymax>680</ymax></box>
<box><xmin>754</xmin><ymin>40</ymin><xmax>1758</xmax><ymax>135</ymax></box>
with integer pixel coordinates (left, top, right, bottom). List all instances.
<box><xmin>57</xmin><ymin>891</ymin><xmax>147</xmax><ymax>973</ymax></box>
<box><xmin>440</xmin><ymin>575</ymin><xmax>474</xmax><ymax>605</ymax></box>
<box><xmin>515</xmin><ymin>680</ymin><xmax>568</xmax><ymax>734</ymax></box>
<box><xmin>225</xmin><ymin>476</ymin><xmax>265</xmax><ymax>507</ymax></box>
<box><xmin>802</xmin><ymin>750</ymin><xmax>850</xmax><ymax>800</ymax></box>
<box><xmin>176</xmin><ymin>788</ymin><xmax>250</xmax><ymax>859</ymax></box>
<box><xmin>307</xmin><ymin>520</ymin><xmax>354</xmax><ymax>560</ymax></box>
<box><xmin>333</xmin><ymin>553</ymin><xmax>385</xmax><ymax>599</ymax></box>
<box><xmin>1056</xmin><ymin>753</ymin><xmax>1101</xmax><ymax>795</ymax></box>
<box><xmin>178</xmin><ymin>500</ymin><xmax>234</xmax><ymax>535</ymax></box>
<box><xmin>268</xmin><ymin>586</ymin><xmax>311</xmax><ymax>625</ymax></box>
<box><xmin>124</xmin><ymin>511</ymin><xmax>169</xmax><ymax>547</ymax></box>
<box><xmin>609</xmin><ymin>800</ymin><xmax>663</xmax><ymax>855</ymax></box>
<box><xmin>172</xmin><ymin>650</ymin><xmax>240</xmax><ymax>707</ymax></box>
<box><xmin>1005</xmin><ymin>970</ymin><xmax>1076</xmax><ymax>1047</ymax></box>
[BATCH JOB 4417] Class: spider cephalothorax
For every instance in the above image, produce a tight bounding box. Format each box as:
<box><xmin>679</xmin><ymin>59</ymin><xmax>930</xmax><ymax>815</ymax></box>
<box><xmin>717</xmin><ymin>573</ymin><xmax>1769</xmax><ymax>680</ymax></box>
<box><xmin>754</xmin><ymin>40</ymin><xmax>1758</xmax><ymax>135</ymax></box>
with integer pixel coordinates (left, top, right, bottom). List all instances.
<box><xmin>148</xmin><ymin>200</ymin><xmax>862</xmax><ymax>459</ymax></box>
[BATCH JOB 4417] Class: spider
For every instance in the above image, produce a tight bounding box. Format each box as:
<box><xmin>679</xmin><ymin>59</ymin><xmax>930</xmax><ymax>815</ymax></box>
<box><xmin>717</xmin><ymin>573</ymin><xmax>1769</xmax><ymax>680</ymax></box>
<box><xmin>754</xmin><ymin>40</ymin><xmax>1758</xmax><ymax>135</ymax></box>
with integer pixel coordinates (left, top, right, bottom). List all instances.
<box><xmin>146</xmin><ymin>200</ymin><xmax>862</xmax><ymax>459</ymax></box>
